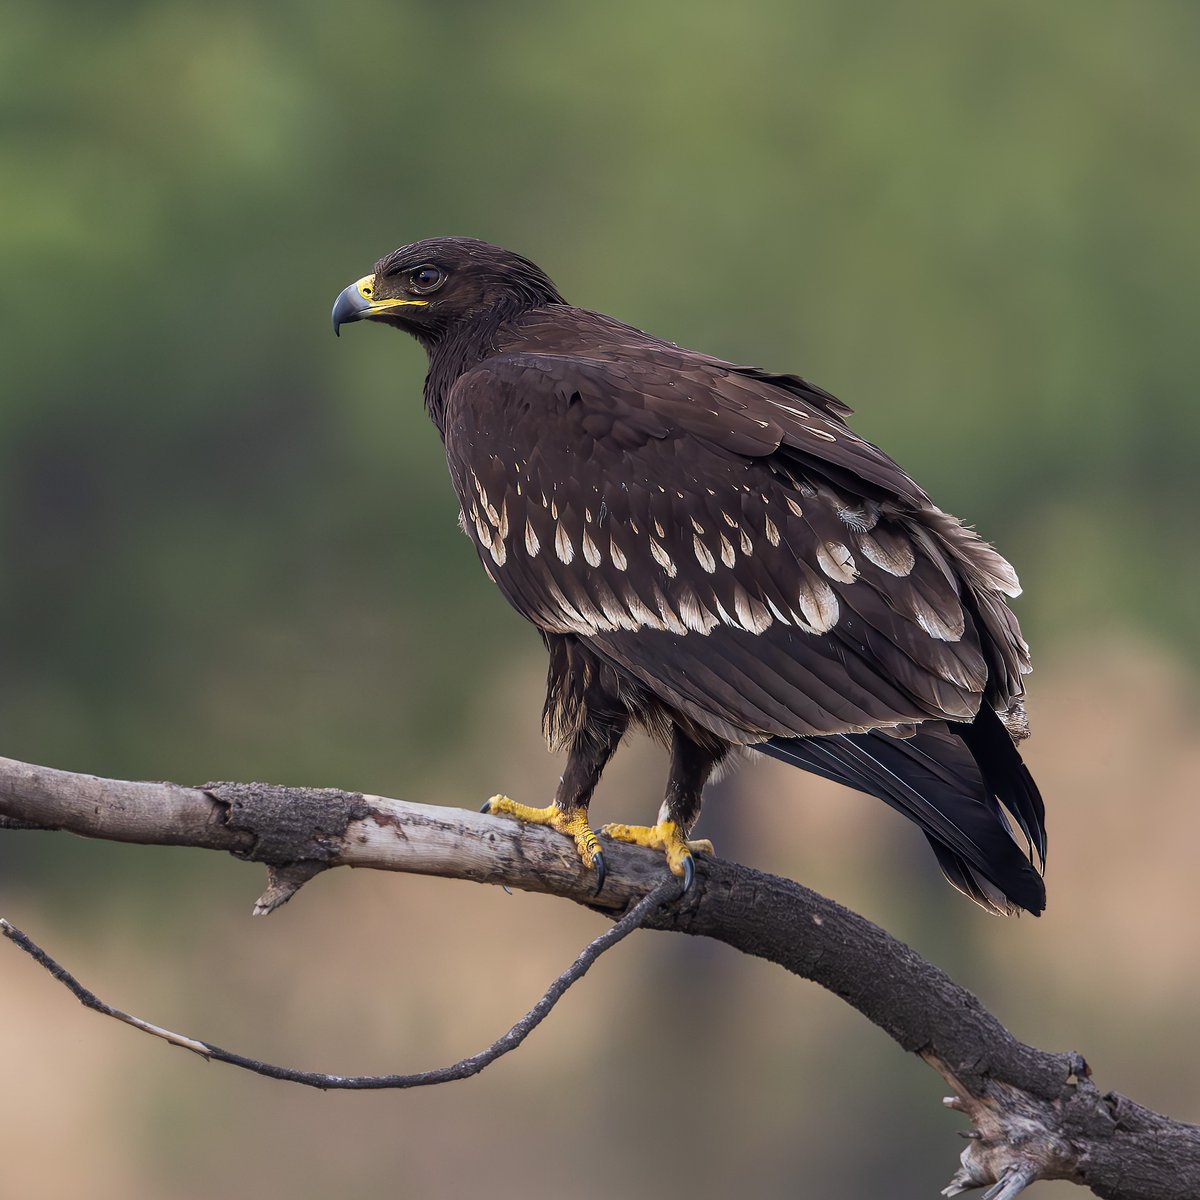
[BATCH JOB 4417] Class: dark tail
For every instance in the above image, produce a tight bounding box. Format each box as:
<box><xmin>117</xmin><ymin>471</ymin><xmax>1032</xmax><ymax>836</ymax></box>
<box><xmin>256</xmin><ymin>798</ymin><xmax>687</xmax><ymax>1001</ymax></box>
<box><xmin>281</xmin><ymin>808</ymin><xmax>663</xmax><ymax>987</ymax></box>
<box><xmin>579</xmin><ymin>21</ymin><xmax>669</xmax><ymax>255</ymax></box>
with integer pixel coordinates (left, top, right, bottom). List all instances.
<box><xmin>756</xmin><ymin>706</ymin><xmax>1046</xmax><ymax>915</ymax></box>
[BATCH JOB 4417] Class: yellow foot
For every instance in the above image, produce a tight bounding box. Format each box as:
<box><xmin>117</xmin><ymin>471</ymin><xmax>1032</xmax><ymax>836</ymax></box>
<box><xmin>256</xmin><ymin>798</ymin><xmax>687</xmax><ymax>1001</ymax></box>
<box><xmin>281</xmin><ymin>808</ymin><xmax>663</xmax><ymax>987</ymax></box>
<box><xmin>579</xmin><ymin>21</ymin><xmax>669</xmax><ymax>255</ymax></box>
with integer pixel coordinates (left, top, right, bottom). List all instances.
<box><xmin>482</xmin><ymin>795</ymin><xmax>606</xmax><ymax>893</ymax></box>
<box><xmin>599</xmin><ymin>819</ymin><xmax>714</xmax><ymax>893</ymax></box>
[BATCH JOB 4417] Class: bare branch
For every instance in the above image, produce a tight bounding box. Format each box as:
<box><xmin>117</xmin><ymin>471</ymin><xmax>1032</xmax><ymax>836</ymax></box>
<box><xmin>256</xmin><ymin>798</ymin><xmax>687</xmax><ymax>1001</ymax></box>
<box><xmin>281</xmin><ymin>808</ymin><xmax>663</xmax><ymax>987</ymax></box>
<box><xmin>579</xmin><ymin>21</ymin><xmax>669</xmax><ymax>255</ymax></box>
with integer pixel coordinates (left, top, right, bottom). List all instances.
<box><xmin>2</xmin><ymin>752</ymin><xmax>1198</xmax><ymax>1199</ymax></box>
<box><xmin>0</xmin><ymin>878</ymin><xmax>678</xmax><ymax>1090</ymax></box>
<box><xmin>0</xmin><ymin>756</ymin><xmax>664</xmax><ymax>912</ymax></box>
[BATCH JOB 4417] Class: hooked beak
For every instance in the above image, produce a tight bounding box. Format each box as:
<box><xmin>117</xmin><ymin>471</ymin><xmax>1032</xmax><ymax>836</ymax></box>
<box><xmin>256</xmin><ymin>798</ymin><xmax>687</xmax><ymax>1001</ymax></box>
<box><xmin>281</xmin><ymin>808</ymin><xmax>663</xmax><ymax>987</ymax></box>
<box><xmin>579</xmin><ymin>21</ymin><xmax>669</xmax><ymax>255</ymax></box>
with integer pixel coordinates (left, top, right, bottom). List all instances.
<box><xmin>331</xmin><ymin>275</ymin><xmax>429</xmax><ymax>336</ymax></box>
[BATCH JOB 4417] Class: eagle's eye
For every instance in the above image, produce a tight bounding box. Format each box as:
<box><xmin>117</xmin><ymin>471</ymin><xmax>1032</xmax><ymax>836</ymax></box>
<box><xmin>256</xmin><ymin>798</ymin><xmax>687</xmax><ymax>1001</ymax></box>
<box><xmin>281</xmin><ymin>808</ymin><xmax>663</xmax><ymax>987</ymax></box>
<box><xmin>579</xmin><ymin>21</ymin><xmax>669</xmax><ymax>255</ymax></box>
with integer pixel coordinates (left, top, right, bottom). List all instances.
<box><xmin>409</xmin><ymin>265</ymin><xmax>445</xmax><ymax>294</ymax></box>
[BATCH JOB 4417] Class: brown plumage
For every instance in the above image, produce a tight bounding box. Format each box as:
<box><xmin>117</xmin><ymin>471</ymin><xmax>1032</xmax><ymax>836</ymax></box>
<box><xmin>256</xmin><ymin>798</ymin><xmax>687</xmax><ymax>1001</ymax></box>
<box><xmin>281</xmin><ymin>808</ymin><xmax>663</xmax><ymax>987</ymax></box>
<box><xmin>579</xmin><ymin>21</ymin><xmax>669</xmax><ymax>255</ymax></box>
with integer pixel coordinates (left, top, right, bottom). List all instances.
<box><xmin>332</xmin><ymin>237</ymin><xmax>1046</xmax><ymax>914</ymax></box>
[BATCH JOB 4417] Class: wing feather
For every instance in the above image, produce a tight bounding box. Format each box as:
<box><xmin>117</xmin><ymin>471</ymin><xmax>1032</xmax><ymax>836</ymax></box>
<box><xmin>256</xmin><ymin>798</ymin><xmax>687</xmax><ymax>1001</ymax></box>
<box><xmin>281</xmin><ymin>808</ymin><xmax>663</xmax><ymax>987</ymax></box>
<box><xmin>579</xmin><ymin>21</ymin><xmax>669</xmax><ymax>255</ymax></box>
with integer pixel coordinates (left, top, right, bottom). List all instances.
<box><xmin>442</xmin><ymin>335</ymin><xmax>1029</xmax><ymax>744</ymax></box>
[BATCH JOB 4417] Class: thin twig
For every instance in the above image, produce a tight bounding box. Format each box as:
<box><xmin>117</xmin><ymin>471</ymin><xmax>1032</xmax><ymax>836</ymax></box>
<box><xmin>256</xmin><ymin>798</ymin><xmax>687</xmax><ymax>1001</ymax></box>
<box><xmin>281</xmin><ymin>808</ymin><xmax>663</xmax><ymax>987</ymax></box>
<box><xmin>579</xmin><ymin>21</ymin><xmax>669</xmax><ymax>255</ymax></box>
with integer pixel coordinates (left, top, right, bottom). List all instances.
<box><xmin>0</xmin><ymin>878</ymin><xmax>679</xmax><ymax>1091</ymax></box>
<box><xmin>983</xmin><ymin>1165</ymin><xmax>1040</xmax><ymax>1200</ymax></box>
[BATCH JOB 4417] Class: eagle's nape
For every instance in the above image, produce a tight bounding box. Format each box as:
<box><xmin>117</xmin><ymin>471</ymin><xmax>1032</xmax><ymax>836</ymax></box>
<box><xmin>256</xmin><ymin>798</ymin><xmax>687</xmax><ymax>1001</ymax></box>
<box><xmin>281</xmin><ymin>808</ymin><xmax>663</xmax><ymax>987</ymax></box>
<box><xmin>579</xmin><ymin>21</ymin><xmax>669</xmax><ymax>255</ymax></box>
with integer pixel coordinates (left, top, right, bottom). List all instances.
<box><xmin>332</xmin><ymin>236</ymin><xmax>1048</xmax><ymax>915</ymax></box>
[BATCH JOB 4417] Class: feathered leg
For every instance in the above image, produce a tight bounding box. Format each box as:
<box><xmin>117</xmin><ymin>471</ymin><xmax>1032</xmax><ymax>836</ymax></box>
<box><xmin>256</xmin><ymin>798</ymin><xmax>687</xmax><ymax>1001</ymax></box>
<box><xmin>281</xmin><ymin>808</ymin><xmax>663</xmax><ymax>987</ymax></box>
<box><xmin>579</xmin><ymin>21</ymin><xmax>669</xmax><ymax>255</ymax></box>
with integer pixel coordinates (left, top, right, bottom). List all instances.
<box><xmin>484</xmin><ymin>708</ymin><xmax>628</xmax><ymax>894</ymax></box>
<box><xmin>603</xmin><ymin>726</ymin><xmax>727</xmax><ymax>892</ymax></box>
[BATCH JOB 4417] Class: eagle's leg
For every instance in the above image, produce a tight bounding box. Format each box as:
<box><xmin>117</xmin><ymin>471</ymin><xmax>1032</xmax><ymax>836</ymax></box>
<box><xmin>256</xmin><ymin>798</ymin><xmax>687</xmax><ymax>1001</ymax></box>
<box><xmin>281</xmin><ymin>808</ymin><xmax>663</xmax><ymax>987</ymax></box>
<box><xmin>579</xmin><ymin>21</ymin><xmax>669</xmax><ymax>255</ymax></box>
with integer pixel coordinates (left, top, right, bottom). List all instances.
<box><xmin>602</xmin><ymin>727</ymin><xmax>726</xmax><ymax>892</ymax></box>
<box><xmin>483</xmin><ymin>712</ymin><xmax>627</xmax><ymax>894</ymax></box>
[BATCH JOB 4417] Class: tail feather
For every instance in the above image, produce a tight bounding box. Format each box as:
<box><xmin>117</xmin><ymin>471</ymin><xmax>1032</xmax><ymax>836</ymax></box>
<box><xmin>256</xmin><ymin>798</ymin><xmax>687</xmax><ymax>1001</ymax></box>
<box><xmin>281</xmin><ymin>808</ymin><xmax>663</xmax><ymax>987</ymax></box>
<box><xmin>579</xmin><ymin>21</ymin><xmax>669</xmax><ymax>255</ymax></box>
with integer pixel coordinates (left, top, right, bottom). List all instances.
<box><xmin>756</xmin><ymin>709</ymin><xmax>1046</xmax><ymax>916</ymax></box>
<box><xmin>960</xmin><ymin>705</ymin><xmax>1046</xmax><ymax>866</ymax></box>
<box><xmin>925</xmin><ymin>840</ymin><xmax>1018</xmax><ymax>914</ymax></box>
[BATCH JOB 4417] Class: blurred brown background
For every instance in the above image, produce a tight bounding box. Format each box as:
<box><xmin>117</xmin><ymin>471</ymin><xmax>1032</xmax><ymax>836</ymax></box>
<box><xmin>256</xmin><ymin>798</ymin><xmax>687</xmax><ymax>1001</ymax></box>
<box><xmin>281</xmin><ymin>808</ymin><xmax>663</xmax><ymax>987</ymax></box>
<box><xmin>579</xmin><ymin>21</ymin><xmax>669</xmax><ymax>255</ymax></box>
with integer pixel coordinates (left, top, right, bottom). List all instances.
<box><xmin>1</xmin><ymin>2</ymin><xmax>1198</xmax><ymax>1197</ymax></box>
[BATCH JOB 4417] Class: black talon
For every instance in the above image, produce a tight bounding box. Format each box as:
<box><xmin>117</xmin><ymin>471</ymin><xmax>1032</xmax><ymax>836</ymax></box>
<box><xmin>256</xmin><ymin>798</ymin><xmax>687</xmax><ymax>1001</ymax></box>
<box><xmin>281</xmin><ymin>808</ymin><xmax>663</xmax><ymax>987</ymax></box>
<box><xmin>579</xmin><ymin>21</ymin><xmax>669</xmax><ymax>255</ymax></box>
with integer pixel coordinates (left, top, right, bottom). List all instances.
<box><xmin>592</xmin><ymin>850</ymin><xmax>607</xmax><ymax>896</ymax></box>
<box><xmin>681</xmin><ymin>853</ymin><xmax>695</xmax><ymax>895</ymax></box>
<box><xmin>480</xmin><ymin>800</ymin><xmax>493</xmax><ymax>813</ymax></box>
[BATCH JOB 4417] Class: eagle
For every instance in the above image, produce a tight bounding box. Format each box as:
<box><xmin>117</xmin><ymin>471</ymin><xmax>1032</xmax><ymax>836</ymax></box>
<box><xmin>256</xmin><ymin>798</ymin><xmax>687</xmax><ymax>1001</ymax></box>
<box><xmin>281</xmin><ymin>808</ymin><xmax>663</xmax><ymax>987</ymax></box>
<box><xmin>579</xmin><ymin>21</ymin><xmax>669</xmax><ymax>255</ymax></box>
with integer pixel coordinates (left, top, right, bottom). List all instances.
<box><xmin>332</xmin><ymin>237</ymin><xmax>1046</xmax><ymax>915</ymax></box>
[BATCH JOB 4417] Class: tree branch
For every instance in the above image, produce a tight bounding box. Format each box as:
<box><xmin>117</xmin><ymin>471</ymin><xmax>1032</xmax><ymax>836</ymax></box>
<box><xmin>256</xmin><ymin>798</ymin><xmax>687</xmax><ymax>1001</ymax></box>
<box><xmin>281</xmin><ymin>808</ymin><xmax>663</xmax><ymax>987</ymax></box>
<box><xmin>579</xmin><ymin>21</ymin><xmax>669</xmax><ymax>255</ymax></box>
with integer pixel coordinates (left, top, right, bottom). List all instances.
<box><xmin>1</xmin><ymin>753</ymin><xmax>1196</xmax><ymax>1198</ymax></box>
<box><xmin>0</xmin><ymin>878</ymin><xmax>680</xmax><ymax>1090</ymax></box>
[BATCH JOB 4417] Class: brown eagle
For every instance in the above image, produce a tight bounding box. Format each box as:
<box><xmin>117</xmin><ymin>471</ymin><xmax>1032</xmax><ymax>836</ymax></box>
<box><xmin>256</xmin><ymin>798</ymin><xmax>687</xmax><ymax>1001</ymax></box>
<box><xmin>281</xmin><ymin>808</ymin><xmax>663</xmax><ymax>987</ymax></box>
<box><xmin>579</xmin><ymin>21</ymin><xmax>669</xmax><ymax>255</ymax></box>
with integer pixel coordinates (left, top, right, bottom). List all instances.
<box><xmin>332</xmin><ymin>237</ymin><xmax>1046</xmax><ymax>915</ymax></box>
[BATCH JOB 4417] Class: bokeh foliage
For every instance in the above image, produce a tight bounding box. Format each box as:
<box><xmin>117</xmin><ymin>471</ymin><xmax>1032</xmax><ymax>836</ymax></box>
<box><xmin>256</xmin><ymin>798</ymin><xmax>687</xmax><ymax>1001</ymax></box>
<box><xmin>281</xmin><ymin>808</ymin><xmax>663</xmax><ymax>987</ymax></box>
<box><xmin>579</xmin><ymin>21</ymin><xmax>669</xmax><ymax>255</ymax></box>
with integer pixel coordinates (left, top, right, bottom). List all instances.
<box><xmin>2</xmin><ymin>1</ymin><xmax>1197</xmax><ymax>785</ymax></box>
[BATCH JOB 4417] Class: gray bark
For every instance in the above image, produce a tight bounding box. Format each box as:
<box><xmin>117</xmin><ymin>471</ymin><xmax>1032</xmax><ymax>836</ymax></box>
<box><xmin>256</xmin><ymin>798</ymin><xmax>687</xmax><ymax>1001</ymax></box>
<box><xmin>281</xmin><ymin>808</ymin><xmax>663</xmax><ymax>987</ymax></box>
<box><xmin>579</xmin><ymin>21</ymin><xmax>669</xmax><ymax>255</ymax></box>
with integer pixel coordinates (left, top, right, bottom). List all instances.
<box><xmin>1</xmin><ymin>754</ymin><xmax>1196</xmax><ymax>1198</ymax></box>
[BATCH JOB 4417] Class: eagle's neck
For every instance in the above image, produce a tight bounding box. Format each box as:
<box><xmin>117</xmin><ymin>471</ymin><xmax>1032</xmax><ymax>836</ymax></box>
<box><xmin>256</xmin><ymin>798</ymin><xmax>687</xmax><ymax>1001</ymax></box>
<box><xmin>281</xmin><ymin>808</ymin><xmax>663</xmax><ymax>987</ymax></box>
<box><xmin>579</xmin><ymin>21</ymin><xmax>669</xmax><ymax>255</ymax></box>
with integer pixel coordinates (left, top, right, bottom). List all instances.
<box><xmin>420</xmin><ymin>303</ymin><xmax>531</xmax><ymax>435</ymax></box>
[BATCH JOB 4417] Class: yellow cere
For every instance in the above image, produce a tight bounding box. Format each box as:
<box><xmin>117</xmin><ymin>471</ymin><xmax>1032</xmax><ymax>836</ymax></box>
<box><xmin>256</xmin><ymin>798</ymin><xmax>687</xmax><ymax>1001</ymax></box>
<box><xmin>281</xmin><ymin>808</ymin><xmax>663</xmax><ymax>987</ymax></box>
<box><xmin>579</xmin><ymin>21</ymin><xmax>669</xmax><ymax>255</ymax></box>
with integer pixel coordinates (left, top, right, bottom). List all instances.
<box><xmin>357</xmin><ymin>274</ymin><xmax>430</xmax><ymax>312</ymax></box>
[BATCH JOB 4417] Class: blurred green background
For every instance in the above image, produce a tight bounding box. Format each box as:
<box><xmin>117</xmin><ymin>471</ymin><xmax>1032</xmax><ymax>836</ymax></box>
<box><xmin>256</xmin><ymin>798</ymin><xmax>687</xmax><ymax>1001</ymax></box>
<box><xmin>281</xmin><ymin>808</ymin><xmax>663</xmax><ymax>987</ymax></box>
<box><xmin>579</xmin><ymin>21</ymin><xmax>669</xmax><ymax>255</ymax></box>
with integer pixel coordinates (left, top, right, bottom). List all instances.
<box><xmin>2</xmin><ymin>2</ymin><xmax>1197</xmax><ymax>1197</ymax></box>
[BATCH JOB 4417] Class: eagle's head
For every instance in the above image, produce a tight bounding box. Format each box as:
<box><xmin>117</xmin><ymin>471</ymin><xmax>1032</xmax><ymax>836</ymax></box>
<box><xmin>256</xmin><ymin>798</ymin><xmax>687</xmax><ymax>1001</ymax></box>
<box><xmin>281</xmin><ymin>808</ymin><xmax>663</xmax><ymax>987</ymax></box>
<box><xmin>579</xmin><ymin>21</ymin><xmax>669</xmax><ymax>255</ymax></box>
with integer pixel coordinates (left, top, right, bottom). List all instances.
<box><xmin>331</xmin><ymin>236</ymin><xmax>564</xmax><ymax>348</ymax></box>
